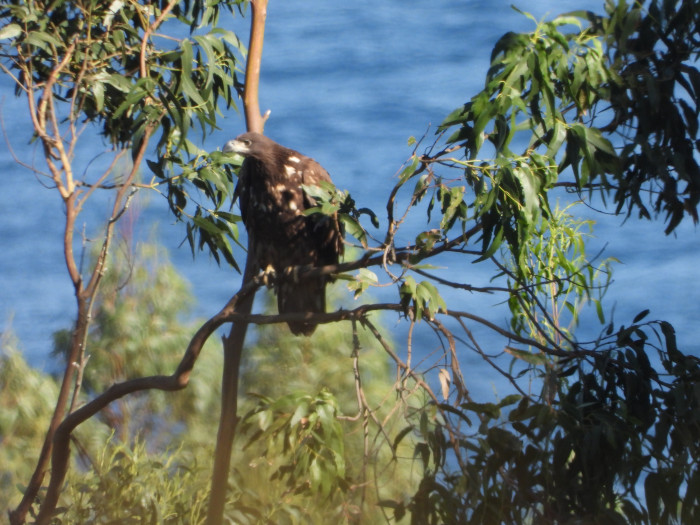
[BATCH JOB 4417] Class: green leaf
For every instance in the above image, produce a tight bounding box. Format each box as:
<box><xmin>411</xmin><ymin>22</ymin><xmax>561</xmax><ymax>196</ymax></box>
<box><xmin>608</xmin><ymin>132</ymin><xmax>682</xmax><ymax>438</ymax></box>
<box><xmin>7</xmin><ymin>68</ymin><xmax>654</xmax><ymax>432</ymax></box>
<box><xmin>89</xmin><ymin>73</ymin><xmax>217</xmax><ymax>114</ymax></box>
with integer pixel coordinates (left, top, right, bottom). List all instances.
<box><xmin>461</xmin><ymin>401</ymin><xmax>500</xmax><ymax>419</ymax></box>
<box><xmin>0</xmin><ymin>23</ymin><xmax>22</xmax><ymax>40</ymax></box>
<box><xmin>357</xmin><ymin>268</ymin><xmax>378</xmax><ymax>285</ymax></box>
<box><xmin>497</xmin><ymin>394</ymin><xmax>522</xmax><ymax>408</ymax></box>
<box><xmin>392</xmin><ymin>426</ymin><xmax>414</xmax><ymax>451</ymax></box>
<box><xmin>214</xmin><ymin>211</ymin><xmax>241</xmax><ymax>224</ymax></box>
<box><xmin>546</xmin><ymin>121</ymin><xmax>567</xmax><ymax>157</ymax></box>
<box><xmin>290</xmin><ymin>401</ymin><xmax>309</xmax><ymax>428</ymax></box>
<box><xmin>399</xmin><ymin>155</ymin><xmax>421</xmax><ymax>184</ymax></box>
<box><xmin>399</xmin><ymin>275</ymin><xmax>418</xmax><ymax>317</ymax></box>
<box><xmin>513</xmin><ymin>165</ymin><xmax>540</xmax><ymax>223</ymax></box>
<box><xmin>439</xmin><ymin>103</ymin><xmax>471</xmax><ymax>130</ymax></box>
<box><xmin>24</xmin><ymin>31</ymin><xmax>63</xmax><ymax>51</ymax></box>
<box><xmin>339</xmin><ymin>214</ymin><xmax>367</xmax><ymax>247</ymax></box>
<box><xmin>179</xmin><ymin>39</ymin><xmax>206</xmax><ymax>107</ymax></box>
<box><xmin>504</xmin><ymin>347</ymin><xmax>547</xmax><ymax>365</ymax></box>
<box><xmin>91</xmin><ymin>81</ymin><xmax>105</xmax><ymax>113</ymax></box>
<box><xmin>585</xmin><ymin>126</ymin><xmax>616</xmax><ymax>157</ymax></box>
<box><xmin>632</xmin><ymin>309</ymin><xmax>650</xmax><ymax>323</ymax></box>
<box><xmin>474</xmin><ymin>223</ymin><xmax>504</xmax><ymax>263</ymax></box>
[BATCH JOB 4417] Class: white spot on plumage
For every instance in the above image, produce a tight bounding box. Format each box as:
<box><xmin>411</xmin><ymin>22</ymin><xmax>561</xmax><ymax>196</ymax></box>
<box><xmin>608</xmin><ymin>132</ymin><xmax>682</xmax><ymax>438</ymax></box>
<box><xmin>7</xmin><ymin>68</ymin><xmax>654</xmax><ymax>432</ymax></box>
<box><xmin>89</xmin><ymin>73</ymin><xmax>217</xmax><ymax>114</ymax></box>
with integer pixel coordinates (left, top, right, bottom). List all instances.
<box><xmin>284</xmin><ymin>165</ymin><xmax>296</xmax><ymax>177</ymax></box>
<box><xmin>288</xmin><ymin>156</ymin><xmax>301</xmax><ymax>163</ymax></box>
<box><xmin>289</xmin><ymin>201</ymin><xmax>298</xmax><ymax>211</ymax></box>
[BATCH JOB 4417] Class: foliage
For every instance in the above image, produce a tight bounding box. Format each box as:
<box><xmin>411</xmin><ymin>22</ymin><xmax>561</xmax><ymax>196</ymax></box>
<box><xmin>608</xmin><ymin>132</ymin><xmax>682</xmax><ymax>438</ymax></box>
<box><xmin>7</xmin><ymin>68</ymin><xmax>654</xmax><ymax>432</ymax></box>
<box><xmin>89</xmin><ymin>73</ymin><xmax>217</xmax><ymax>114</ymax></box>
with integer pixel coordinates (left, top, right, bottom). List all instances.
<box><xmin>53</xmin><ymin>440</ymin><xmax>211</xmax><ymax>525</ymax></box>
<box><xmin>438</xmin><ymin>0</ymin><xmax>700</xmax><ymax>270</ymax></box>
<box><xmin>388</xmin><ymin>318</ymin><xmax>700</xmax><ymax>525</ymax></box>
<box><xmin>506</xmin><ymin>202</ymin><xmax>616</xmax><ymax>345</ymax></box>
<box><xmin>1</xmin><ymin>242</ymin><xmax>418</xmax><ymax>522</ymax></box>
<box><xmin>0</xmin><ymin>0</ymin><xmax>245</xmax><ymax>267</ymax></box>
<box><xmin>1</xmin><ymin>0</ymin><xmax>239</xmax><ymax>143</ymax></box>
<box><xmin>0</xmin><ymin>337</ymin><xmax>60</xmax><ymax>511</ymax></box>
<box><xmin>1</xmin><ymin>2</ymin><xmax>246</xmax><ymax>521</ymax></box>
<box><xmin>235</xmin><ymin>390</ymin><xmax>351</xmax><ymax>522</ymax></box>
<box><xmin>234</xmin><ymin>297</ymin><xmax>420</xmax><ymax>523</ymax></box>
<box><xmin>353</xmin><ymin>1</ymin><xmax>700</xmax><ymax>522</ymax></box>
<box><xmin>0</xmin><ymin>240</ymin><xmax>219</xmax><ymax>514</ymax></box>
<box><xmin>51</xmin><ymin>237</ymin><xmax>225</xmax><ymax>444</ymax></box>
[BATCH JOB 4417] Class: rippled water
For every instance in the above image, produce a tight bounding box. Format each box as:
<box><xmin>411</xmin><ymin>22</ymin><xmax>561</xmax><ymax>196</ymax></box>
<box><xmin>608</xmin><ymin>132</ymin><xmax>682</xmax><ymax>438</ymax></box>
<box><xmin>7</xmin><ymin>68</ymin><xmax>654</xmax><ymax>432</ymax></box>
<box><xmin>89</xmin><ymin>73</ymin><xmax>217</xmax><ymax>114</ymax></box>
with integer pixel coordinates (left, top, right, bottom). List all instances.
<box><xmin>1</xmin><ymin>0</ymin><xmax>697</xmax><ymax>375</ymax></box>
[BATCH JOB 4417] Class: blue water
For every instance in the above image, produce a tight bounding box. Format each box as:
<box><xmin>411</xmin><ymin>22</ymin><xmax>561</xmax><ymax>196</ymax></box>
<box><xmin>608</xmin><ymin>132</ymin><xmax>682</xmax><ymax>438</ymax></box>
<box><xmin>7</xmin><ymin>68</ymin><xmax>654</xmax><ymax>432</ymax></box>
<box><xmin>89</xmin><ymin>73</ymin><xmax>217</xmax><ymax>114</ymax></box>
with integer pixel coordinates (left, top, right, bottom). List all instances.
<box><xmin>1</xmin><ymin>0</ymin><xmax>698</xmax><ymax>382</ymax></box>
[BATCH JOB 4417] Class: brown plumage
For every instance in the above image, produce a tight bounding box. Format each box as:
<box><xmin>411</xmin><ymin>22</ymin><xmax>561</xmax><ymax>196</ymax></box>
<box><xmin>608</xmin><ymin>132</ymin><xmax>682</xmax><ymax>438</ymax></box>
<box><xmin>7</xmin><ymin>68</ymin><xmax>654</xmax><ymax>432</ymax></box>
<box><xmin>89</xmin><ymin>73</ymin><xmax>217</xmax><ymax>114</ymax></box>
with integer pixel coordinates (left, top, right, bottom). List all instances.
<box><xmin>223</xmin><ymin>132</ymin><xmax>344</xmax><ymax>335</ymax></box>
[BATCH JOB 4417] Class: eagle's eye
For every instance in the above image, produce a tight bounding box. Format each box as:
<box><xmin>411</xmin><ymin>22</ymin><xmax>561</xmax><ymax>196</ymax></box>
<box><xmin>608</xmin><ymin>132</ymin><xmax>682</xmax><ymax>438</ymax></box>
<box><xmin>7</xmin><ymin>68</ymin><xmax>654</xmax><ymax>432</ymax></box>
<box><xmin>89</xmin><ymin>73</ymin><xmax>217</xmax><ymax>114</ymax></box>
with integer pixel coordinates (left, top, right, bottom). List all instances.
<box><xmin>241</xmin><ymin>138</ymin><xmax>252</xmax><ymax>146</ymax></box>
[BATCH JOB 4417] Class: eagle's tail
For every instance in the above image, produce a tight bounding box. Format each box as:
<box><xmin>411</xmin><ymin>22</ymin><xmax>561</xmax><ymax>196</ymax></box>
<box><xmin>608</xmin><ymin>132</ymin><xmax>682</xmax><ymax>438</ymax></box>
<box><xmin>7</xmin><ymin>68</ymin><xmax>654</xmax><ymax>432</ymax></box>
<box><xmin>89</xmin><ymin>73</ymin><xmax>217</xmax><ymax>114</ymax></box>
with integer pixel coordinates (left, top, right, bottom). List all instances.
<box><xmin>277</xmin><ymin>276</ymin><xmax>326</xmax><ymax>336</ymax></box>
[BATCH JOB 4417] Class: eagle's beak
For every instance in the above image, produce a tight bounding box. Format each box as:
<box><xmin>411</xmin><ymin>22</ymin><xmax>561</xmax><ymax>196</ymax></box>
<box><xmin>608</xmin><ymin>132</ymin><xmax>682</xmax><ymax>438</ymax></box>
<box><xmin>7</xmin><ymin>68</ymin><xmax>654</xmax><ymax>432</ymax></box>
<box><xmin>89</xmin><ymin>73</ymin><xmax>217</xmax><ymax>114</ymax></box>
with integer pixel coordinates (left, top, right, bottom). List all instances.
<box><xmin>222</xmin><ymin>139</ymin><xmax>242</xmax><ymax>154</ymax></box>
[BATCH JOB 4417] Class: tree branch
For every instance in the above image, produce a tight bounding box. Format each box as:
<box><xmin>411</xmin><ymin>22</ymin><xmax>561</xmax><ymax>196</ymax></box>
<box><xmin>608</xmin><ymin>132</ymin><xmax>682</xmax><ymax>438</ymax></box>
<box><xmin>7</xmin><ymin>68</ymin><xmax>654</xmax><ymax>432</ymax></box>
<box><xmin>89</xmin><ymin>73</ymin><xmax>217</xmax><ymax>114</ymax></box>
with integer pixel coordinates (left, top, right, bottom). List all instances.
<box><xmin>243</xmin><ymin>0</ymin><xmax>269</xmax><ymax>133</ymax></box>
<box><xmin>205</xmin><ymin>2</ymin><xmax>269</xmax><ymax>520</ymax></box>
<box><xmin>33</xmin><ymin>277</ymin><xmax>262</xmax><ymax>524</ymax></box>
<box><xmin>205</xmin><ymin>252</ymin><xmax>257</xmax><ymax>524</ymax></box>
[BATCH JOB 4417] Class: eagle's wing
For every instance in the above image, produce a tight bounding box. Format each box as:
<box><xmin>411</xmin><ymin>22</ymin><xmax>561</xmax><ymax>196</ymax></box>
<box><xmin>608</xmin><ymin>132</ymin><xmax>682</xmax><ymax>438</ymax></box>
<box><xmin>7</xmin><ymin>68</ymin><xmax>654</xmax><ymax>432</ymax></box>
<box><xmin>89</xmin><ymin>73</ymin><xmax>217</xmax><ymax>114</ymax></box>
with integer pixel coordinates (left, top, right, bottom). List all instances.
<box><xmin>296</xmin><ymin>157</ymin><xmax>345</xmax><ymax>263</ymax></box>
<box><xmin>225</xmin><ymin>134</ymin><xmax>344</xmax><ymax>336</ymax></box>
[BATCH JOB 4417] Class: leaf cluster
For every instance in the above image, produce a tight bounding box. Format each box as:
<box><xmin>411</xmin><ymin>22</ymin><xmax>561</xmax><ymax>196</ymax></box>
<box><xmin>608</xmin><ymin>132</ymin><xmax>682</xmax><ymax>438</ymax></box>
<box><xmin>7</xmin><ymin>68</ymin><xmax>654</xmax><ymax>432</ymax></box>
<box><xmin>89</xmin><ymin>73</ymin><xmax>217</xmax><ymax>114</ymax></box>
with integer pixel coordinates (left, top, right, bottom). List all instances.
<box><xmin>0</xmin><ymin>241</ymin><xmax>409</xmax><ymax>522</ymax></box>
<box><xmin>1</xmin><ymin>0</ymin><xmax>242</xmax><ymax>146</ymax></box>
<box><xmin>0</xmin><ymin>340</ymin><xmax>60</xmax><ymax>511</ymax></box>
<box><xmin>380</xmin><ymin>318</ymin><xmax>699</xmax><ymax>525</ymax></box>
<box><xmin>506</xmin><ymin>203</ymin><xmax>616</xmax><ymax>345</ymax></box>
<box><xmin>240</xmin><ymin>390</ymin><xmax>348</xmax><ymax>503</ymax></box>
<box><xmin>0</xmin><ymin>0</ymin><xmax>247</xmax><ymax>268</ymax></box>
<box><xmin>51</xmin><ymin>240</ymin><xmax>224</xmax><ymax>444</ymax></box>
<box><xmin>439</xmin><ymin>0</ymin><xmax>700</xmax><ymax>252</ymax></box>
<box><xmin>52</xmin><ymin>440</ymin><xmax>211</xmax><ymax>525</ymax></box>
<box><xmin>604</xmin><ymin>0</ymin><xmax>700</xmax><ymax>232</ymax></box>
<box><xmin>436</xmin><ymin>9</ymin><xmax>617</xmax><ymax>269</ymax></box>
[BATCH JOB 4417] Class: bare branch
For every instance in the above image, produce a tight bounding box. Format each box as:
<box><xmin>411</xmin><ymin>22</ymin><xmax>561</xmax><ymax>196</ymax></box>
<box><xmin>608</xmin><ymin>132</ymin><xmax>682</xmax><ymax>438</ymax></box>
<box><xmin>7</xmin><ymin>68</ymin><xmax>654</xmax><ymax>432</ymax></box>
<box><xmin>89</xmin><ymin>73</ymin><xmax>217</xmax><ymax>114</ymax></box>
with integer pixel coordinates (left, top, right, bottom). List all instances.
<box><xmin>243</xmin><ymin>0</ymin><xmax>269</xmax><ymax>133</ymax></box>
<box><xmin>206</xmin><ymin>252</ymin><xmax>257</xmax><ymax>524</ymax></box>
<box><xmin>140</xmin><ymin>0</ymin><xmax>179</xmax><ymax>80</ymax></box>
<box><xmin>206</xmin><ymin>2</ymin><xmax>268</xmax><ymax>520</ymax></box>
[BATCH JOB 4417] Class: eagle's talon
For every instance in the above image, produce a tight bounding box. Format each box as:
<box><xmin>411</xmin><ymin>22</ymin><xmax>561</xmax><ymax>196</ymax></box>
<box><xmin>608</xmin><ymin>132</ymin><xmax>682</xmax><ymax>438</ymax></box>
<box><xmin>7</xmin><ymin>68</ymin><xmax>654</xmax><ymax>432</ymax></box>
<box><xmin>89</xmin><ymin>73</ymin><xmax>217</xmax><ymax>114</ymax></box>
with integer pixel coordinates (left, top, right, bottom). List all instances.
<box><xmin>261</xmin><ymin>264</ymin><xmax>276</xmax><ymax>288</ymax></box>
<box><xmin>282</xmin><ymin>265</ymin><xmax>300</xmax><ymax>284</ymax></box>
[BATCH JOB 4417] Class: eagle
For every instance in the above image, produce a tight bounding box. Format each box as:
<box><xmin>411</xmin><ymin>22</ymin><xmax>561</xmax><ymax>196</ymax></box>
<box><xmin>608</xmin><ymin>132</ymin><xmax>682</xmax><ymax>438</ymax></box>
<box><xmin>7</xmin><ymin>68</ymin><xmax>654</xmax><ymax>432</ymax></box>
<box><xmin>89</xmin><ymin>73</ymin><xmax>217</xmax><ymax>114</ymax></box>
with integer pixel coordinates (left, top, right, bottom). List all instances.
<box><xmin>223</xmin><ymin>132</ymin><xmax>344</xmax><ymax>335</ymax></box>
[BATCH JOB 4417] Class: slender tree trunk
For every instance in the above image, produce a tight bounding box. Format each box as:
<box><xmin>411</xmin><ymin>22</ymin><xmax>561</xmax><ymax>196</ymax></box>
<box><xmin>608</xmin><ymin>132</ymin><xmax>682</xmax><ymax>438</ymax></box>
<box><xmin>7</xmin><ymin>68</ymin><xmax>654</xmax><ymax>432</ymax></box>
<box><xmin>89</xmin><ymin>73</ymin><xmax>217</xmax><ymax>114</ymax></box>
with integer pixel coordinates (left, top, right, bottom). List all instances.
<box><xmin>205</xmin><ymin>3</ymin><xmax>268</xmax><ymax>522</ymax></box>
<box><xmin>206</xmin><ymin>253</ymin><xmax>256</xmax><ymax>524</ymax></box>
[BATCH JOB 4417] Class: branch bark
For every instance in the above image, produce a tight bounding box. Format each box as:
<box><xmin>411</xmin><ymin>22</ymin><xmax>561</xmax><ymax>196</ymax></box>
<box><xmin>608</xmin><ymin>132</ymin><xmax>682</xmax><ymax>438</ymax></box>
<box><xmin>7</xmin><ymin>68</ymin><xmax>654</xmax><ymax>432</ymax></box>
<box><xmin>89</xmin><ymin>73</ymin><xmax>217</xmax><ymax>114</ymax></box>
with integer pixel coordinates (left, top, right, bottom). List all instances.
<box><xmin>205</xmin><ymin>252</ymin><xmax>256</xmax><ymax>524</ymax></box>
<box><xmin>243</xmin><ymin>0</ymin><xmax>269</xmax><ymax>133</ymax></box>
<box><xmin>205</xmin><ymin>2</ymin><xmax>268</xmax><ymax>521</ymax></box>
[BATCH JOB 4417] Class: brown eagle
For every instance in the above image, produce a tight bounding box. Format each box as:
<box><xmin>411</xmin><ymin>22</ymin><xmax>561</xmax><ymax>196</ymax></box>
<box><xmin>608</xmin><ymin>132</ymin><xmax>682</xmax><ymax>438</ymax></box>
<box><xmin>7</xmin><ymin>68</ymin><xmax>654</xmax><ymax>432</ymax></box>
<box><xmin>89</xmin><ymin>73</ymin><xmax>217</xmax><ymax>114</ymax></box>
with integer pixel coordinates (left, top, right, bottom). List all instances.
<box><xmin>223</xmin><ymin>132</ymin><xmax>344</xmax><ymax>335</ymax></box>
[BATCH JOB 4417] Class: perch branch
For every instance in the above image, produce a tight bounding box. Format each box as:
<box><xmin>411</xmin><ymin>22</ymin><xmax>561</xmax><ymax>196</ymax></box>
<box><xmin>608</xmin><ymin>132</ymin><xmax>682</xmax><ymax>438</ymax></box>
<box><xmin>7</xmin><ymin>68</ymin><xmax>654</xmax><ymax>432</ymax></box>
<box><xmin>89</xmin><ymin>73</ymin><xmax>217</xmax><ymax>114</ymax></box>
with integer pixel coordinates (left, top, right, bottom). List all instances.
<box><xmin>205</xmin><ymin>252</ymin><xmax>257</xmax><ymax>524</ymax></box>
<box><xmin>205</xmin><ymin>1</ymin><xmax>268</xmax><ymax>520</ymax></box>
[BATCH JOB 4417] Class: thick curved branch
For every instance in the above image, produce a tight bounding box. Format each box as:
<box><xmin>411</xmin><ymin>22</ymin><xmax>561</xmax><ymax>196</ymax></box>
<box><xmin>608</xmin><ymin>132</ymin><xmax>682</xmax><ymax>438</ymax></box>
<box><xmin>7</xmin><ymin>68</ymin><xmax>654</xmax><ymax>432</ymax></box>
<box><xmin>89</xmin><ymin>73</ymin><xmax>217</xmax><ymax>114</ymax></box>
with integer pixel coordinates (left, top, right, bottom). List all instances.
<box><xmin>33</xmin><ymin>278</ymin><xmax>262</xmax><ymax>525</ymax></box>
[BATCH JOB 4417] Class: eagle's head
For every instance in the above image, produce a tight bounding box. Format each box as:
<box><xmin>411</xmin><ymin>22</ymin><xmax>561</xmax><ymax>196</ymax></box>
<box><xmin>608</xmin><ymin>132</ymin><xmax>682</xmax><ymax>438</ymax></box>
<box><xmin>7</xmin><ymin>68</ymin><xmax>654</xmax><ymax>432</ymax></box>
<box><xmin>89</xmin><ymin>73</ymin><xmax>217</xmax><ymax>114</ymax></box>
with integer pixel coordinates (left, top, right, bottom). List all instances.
<box><xmin>223</xmin><ymin>132</ymin><xmax>272</xmax><ymax>159</ymax></box>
